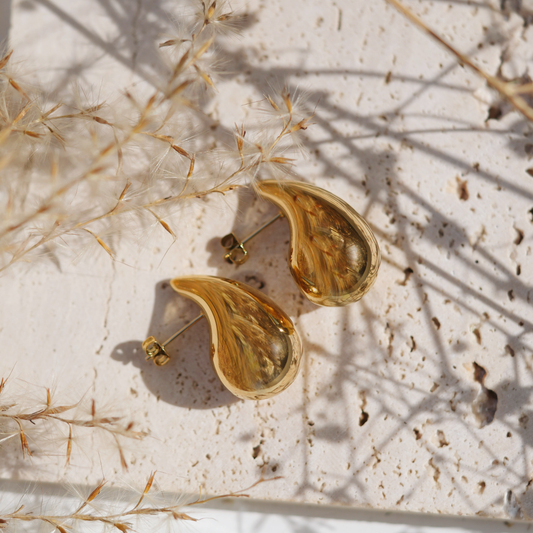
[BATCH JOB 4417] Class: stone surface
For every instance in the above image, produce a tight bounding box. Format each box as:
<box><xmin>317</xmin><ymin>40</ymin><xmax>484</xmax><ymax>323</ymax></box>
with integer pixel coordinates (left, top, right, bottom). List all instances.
<box><xmin>1</xmin><ymin>0</ymin><xmax>533</xmax><ymax>521</ymax></box>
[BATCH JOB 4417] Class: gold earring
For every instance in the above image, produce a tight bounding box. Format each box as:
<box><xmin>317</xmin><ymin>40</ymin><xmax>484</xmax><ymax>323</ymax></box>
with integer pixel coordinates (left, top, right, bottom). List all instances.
<box><xmin>142</xmin><ymin>275</ymin><xmax>302</xmax><ymax>400</ymax></box>
<box><xmin>221</xmin><ymin>180</ymin><xmax>381</xmax><ymax>307</ymax></box>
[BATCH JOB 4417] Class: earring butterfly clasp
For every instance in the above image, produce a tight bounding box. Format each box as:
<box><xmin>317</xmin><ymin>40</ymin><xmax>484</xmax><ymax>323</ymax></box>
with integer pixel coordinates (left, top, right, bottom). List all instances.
<box><xmin>221</xmin><ymin>212</ymin><xmax>283</xmax><ymax>265</ymax></box>
<box><xmin>143</xmin><ymin>314</ymin><xmax>203</xmax><ymax>366</ymax></box>
<box><xmin>221</xmin><ymin>233</ymin><xmax>248</xmax><ymax>265</ymax></box>
<box><xmin>143</xmin><ymin>337</ymin><xmax>169</xmax><ymax>366</ymax></box>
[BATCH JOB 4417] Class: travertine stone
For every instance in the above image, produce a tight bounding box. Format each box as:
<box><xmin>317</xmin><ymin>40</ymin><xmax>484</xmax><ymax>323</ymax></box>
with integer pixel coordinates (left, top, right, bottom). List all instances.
<box><xmin>1</xmin><ymin>0</ymin><xmax>533</xmax><ymax>521</ymax></box>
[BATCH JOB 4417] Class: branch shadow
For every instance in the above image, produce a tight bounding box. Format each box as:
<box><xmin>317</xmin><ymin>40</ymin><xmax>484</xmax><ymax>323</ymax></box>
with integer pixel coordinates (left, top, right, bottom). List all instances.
<box><xmin>211</xmin><ymin>30</ymin><xmax>533</xmax><ymax>518</ymax></box>
<box><xmin>22</xmin><ymin>0</ymin><xmax>533</xmax><ymax>520</ymax></box>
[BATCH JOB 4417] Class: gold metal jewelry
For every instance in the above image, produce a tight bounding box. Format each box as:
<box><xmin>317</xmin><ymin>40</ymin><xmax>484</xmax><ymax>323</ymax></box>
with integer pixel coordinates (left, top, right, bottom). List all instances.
<box><xmin>143</xmin><ymin>275</ymin><xmax>302</xmax><ymax>400</ymax></box>
<box><xmin>221</xmin><ymin>212</ymin><xmax>284</xmax><ymax>265</ymax></box>
<box><xmin>221</xmin><ymin>180</ymin><xmax>381</xmax><ymax>307</ymax></box>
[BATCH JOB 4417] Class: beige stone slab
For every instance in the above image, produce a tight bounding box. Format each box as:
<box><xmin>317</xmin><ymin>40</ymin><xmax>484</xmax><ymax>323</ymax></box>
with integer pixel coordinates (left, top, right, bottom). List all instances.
<box><xmin>1</xmin><ymin>0</ymin><xmax>533</xmax><ymax>521</ymax></box>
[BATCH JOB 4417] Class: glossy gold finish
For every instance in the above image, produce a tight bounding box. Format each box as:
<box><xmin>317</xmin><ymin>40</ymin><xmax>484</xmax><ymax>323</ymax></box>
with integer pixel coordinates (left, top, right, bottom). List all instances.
<box><xmin>257</xmin><ymin>180</ymin><xmax>381</xmax><ymax>306</ymax></box>
<box><xmin>166</xmin><ymin>276</ymin><xmax>302</xmax><ymax>400</ymax></box>
<box><xmin>143</xmin><ymin>336</ymin><xmax>171</xmax><ymax>366</ymax></box>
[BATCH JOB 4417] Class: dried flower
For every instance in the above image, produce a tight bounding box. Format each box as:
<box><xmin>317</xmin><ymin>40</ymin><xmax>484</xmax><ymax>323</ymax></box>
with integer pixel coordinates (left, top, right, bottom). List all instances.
<box><xmin>0</xmin><ymin>471</ymin><xmax>278</xmax><ymax>532</ymax></box>
<box><xmin>0</xmin><ymin>0</ymin><xmax>313</xmax><ymax>273</ymax></box>
<box><xmin>0</xmin><ymin>376</ymin><xmax>145</xmax><ymax>470</ymax></box>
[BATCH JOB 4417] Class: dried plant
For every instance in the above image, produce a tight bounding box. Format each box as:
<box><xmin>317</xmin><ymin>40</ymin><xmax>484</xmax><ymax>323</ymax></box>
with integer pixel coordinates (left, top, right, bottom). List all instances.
<box><xmin>0</xmin><ymin>0</ymin><xmax>313</xmax><ymax>273</ymax></box>
<box><xmin>0</xmin><ymin>472</ymin><xmax>277</xmax><ymax>532</ymax></box>
<box><xmin>386</xmin><ymin>0</ymin><xmax>533</xmax><ymax>122</ymax></box>
<box><xmin>0</xmin><ymin>376</ymin><xmax>145</xmax><ymax>470</ymax></box>
<box><xmin>0</xmin><ymin>2</ymin><xmax>304</xmax><ymax>525</ymax></box>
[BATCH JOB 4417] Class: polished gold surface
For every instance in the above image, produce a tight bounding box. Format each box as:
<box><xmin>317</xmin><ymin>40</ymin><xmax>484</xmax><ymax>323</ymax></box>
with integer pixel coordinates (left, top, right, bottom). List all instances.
<box><xmin>169</xmin><ymin>276</ymin><xmax>302</xmax><ymax>400</ymax></box>
<box><xmin>257</xmin><ymin>180</ymin><xmax>381</xmax><ymax>306</ymax></box>
<box><xmin>142</xmin><ymin>336</ymin><xmax>171</xmax><ymax>366</ymax></box>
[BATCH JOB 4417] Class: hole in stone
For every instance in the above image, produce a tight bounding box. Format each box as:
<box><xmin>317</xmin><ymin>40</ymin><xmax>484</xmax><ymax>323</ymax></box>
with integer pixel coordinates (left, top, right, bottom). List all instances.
<box><xmin>456</xmin><ymin>177</ymin><xmax>469</xmax><ymax>200</ymax></box>
<box><xmin>398</xmin><ymin>267</ymin><xmax>414</xmax><ymax>286</ymax></box>
<box><xmin>515</xmin><ymin>228</ymin><xmax>524</xmax><ymax>245</ymax></box>
<box><xmin>244</xmin><ymin>274</ymin><xmax>265</xmax><ymax>289</ymax></box>
<box><xmin>428</xmin><ymin>458</ymin><xmax>441</xmax><ymax>486</ymax></box>
<box><xmin>487</xmin><ymin>105</ymin><xmax>503</xmax><ymax>121</ymax></box>
<box><xmin>472</xmin><ymin>362</ymin><xmax>498</xmax><ymax>428</ymax></box>
<box><xmin>436</xmin><ymin>430</ymin><xmax>449</xmax><ymax>447</ymax></box>
<box><xmin>409</xmin><ymin>336</ymin><xmax>416</xmax><ymax>352</ymax></box>
<box><xmin>359</xmin><ymin>390</ymin><xmax>369</xmax><ymax>426</ymax></box>
<box><xmin>504</xmin><ymin>490</ymin><xmax>523</xmax><ymax>520</ymax></box>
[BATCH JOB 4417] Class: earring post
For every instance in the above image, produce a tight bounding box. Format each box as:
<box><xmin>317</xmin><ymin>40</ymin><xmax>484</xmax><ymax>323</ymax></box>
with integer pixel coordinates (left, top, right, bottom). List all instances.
<box><xmin>221</xmin><ymin>212</ymin><xmax>283</xmax><ymax>265</ymax></box>
<box><xmin>143</xmin><ymin>313</ymin><xmax>204</xmax><ymax>366</ymax></box>
<box><xmin>162</xmin><ymin>313</ymin><xmax>203</xmax><ymax>347</ymax></box>
<box><xmin>241</xmin><ymin>212</ymin><xmax>283</xmax><ymax>245</ymax></box>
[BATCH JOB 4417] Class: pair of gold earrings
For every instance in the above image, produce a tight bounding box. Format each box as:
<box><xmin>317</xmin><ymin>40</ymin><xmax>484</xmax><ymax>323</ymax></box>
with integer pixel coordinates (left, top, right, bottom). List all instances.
<box><xmin>142</xmin><ymin>179</ymin><xmax>380</xmax><ymax>401</ymax></box>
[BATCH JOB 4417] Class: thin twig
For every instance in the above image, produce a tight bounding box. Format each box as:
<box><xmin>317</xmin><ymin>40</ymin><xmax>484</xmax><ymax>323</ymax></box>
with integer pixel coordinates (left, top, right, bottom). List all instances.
<box><xmin>385</xmin><ymin>0</ymin><xmax>533</xmax><ymax>121</ymax></box>
<box><xmin>0</xmin><ymin>472</ymin><xmax>280</xmax><ymax>531</ymax></box>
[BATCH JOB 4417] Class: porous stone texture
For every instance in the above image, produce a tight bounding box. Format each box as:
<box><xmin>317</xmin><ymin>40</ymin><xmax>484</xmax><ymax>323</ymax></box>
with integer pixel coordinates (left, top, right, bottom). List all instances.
<box><xmin>1</xmin><ymin>0</ymin><xmax>533</xmax><ymax>520</ymax></box>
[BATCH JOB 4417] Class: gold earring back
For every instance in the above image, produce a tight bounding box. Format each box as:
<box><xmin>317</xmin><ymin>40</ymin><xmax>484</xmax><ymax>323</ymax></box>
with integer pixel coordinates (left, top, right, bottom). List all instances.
<box><xmin>143</xmin><ymin>314</ymin><xmax>203</xmax><ymax>366</ymax></box>
<box><xmin>221</xmin><ymin>212</ymin><xmax>283</xmax><ymax>265</ymax></box>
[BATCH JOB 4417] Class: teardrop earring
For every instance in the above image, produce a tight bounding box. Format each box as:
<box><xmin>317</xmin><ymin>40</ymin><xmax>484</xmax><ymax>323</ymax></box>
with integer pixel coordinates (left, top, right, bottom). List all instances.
<box><xmin>143</xmin><ymin>275</ymin><xmax>303</xmax><ymax>401</ymax></box>
<box><xmin>221</xmin><ymin>180</ymin><xmax>381</xmax><ymax>307</ymax></box>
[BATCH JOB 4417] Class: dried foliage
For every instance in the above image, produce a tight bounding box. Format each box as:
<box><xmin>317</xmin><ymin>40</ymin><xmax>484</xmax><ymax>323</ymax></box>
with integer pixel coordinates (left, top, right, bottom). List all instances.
<box><xmin>0</xmin><ymin>376</ymin><xmax>145</xmax><ymax>469</ymax></box>
<box><xmin>386</xmin><ymin>0</ymin><xmax>533</xmax><ymax>122</ymax></box>
<box><xmin>0</xmin><ymin>0</ymin><xmax>313</xmax><ymax>272</ymax></box>
<box><xmin>0</xmin><ymin>472</ymin><xmax>277</xmax><ymax>532</ymax></box>
<box><xmin>0</xmin><ymin>3</ymin><xmax>300</xmax><ymax>522</ymax></box>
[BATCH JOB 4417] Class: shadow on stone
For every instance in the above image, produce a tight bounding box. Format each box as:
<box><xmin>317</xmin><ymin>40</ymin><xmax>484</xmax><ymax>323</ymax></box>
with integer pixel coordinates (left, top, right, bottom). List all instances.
<box><xmin>111</xmin><ymin>279</ymin><xmax>238</xmax><ymax>409</ymax></box>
